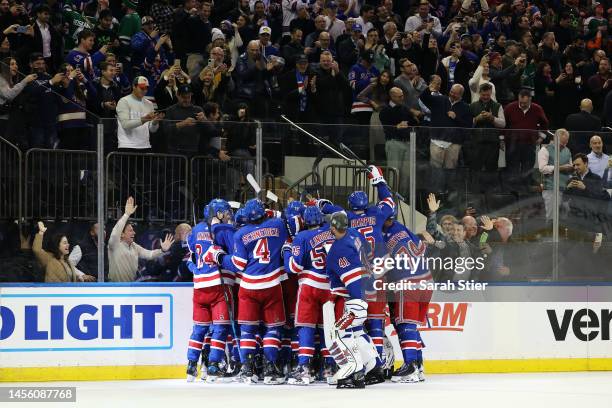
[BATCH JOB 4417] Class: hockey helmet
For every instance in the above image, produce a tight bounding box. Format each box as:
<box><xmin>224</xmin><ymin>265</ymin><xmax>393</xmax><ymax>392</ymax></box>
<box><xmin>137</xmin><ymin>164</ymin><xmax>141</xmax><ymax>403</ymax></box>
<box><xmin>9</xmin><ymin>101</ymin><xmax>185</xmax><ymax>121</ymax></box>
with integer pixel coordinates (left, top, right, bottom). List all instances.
<box><xmin>348</xmin><ymin>191</ymin><xmax>368</xmax><ymax>211</ymax></box>
<box><xmin>303</xmin><ymin>205</ymin><xmax>324</xmax><ymax>227</ymax></box>
<box><xmin>330</xmin><ymin>211</ymin><xmax>348</xmax><ymax>231</ymax></box>
<box><xmin>284</xmin><ymin>200</ymin><xmax>306</xmax><ymax>219</ymax></box>
<box><xmin>244</xmin><ymin>198</ymin><xmax>266</xmax><ymax>222</ymax></box>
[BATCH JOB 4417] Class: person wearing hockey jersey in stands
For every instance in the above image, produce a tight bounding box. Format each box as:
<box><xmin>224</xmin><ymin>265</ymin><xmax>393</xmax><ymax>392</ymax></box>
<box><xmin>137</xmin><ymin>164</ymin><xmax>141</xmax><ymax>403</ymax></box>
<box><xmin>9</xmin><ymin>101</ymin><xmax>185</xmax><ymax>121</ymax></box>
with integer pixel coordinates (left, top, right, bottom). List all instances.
<box><xmin>382</xmin><ymin>209</ymin><xmax>431</xmax><ymax>383</ymax></box>
<box><xmin>216</xmin><ymin>198</ymin><xmax>288</xmax><ymax>384</ymax></box>
<box><xmin>208</xmin><ymin>198</ymin><xmax>241</xmax><ymax>377</ymax></box>
<box><xmin>185</xmin><ymin>204</ymin><xmax>232</xmax><ymax>383</ymax></box>
<box><xmin>325</xmin><ymin>211</ymin><xmax>379</xmax><ymax>389</ymax></box>
<box><xmin>279</xmin><ymin>200</ymin><xmax>306</xmax><ymax>376</ymax></box>
<box><xmin>319</xmin><ymin>165</ymin><xmax>394</xmax><ymax>384</ymax></box>
<box><xmin>285</xmin><ymin>205</ymin><xmax>336</xmax><ymax>385</ymax></box>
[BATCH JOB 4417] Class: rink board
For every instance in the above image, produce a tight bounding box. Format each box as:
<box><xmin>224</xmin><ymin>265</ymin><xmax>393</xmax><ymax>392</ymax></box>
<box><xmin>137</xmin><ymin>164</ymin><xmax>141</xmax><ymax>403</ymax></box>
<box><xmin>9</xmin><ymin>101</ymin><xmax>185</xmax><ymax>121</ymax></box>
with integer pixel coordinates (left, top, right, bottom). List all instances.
<box><xmin>1</xmin><ymin>283</ymin><xmax>612</xmax><ymax>381</ymax></box>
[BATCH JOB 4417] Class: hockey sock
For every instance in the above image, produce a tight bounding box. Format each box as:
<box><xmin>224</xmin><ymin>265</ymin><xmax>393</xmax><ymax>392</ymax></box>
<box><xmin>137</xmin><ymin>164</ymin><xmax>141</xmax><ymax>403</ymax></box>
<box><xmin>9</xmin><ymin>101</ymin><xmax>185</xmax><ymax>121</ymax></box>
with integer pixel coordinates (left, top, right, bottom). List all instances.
<box><xmin>280</xmin><ymin>325</ymin><xmax>293</xmax><ymax>364</ymax></box>
<box><xmin>203</xmin><ymin>330</ymin><xmax>212</xmax><ymax>357</ymax></box>
<box><xmin>263</xmin><ymin>327</ymin><xmax>281</xmax><ymax>363</ymax></box>
<box><xmin>239</xmin><ymin>324</ymin><xmax>258</xmax><ymax>363</ymax></box>
<box><xmin>366</xmin><ymin>318</ymin><xmax>385</xmax><ymax>362</ymax></box>
<box><xmin>397</xmin><ymin>323</ymin><xmax>418</xmax><ymax>363</ymax></box>
<box><xmin>297</xmin><ymin>326</ymin><xmax>315</xmax><ymax>366</ymax></box>
<box><xmin>209</xmin><ymin>324</ymin><xmax>229</xmax><ymax>364</ymax></box>
<box><xmin>187</xmin><ymin>323</ymin><xmax>209</xmax><ymax>362</ymax></box>
<box><xmin>416</xmin><ymin>330</ymin><xmax>425</xmax><ymax>363</ymax></box>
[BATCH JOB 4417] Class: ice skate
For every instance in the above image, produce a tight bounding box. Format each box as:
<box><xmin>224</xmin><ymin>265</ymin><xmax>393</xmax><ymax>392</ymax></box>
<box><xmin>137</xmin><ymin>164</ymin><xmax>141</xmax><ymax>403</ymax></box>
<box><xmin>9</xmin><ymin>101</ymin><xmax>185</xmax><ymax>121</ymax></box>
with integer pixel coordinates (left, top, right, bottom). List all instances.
<box><xmin>200</xmin><ymin>350</ymin><xmax>209</xmax><ymax>380</ymax></box>
<box><xmin>287</xmin><ymin>364</ymin><xmax>312</xmax><ymax>385</ymax></box>
<box><xmin>263</xmin><ymin>360</ymin><xmax>285</xmax><ymax>385</ymax></box>
<box><xmin>364</xmin><ymin>365</ymin><xmax>386</xmax><ymax>385</ymax></box>
<box><xmin>205</xmin><ymin>361</ymin><xmax>225</xmax><ymax>383</ymax></box>
<box><xmin>186</xmin><ymin>360</ymin><xmax>198</xmax><ymax>382</ymax></box>
<box><xmin>323</xmin><ymin>362</ymin><xmax>337</xmax><ymax>385</ymax></box>
<box><xmin>417</xmin><ymin>359</ymin><xmax>425</xmax><ymax>382</ymax></box>
<box><xmin>336</xmin><ymin>370</ymin><xmax>366</xmax><ymax>389</ymax></box>
<box><xmin>391</xmin><ymin>361</ymin><xmax>419</xmax><ymax>383</ymax></box>
<box><xmin>240</xmin><ymin>354</ymin><xmax>259</xmax><ymax>384</ymax></box>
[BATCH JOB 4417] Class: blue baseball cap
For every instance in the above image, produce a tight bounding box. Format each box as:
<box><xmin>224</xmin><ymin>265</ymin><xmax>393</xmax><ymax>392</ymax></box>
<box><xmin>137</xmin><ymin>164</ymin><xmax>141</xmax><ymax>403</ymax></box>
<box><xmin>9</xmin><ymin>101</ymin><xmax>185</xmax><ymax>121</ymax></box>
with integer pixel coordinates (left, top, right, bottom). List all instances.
<box><xmin>353</xmin><ymin>23</ymin><xmax>363</xmax><ymax>32</ymax></box>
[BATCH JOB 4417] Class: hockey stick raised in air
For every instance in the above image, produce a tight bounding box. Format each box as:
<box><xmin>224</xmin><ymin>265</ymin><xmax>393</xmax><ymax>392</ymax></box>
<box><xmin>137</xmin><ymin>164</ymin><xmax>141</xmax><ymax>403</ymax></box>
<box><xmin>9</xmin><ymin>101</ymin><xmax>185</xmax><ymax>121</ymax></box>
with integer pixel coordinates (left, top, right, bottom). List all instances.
<box><xmin>246</xmin><ymin>173</ymin><xmax>262</xmax><ymax>195</ymax></box>
<box><xmin>280</xmin><ymin>115</ymin><xmax>353</xmax><ymax>162</ymax></box>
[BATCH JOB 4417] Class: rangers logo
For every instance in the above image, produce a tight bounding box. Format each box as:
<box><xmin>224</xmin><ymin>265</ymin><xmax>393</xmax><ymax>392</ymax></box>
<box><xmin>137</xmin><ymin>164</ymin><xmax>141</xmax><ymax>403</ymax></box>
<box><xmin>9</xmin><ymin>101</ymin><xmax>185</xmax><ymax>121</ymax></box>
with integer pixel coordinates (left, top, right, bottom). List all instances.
<box><xmin>338</xmin><ymin>257</ymin><xmax>350</xmax><ymax>268</ymax></box>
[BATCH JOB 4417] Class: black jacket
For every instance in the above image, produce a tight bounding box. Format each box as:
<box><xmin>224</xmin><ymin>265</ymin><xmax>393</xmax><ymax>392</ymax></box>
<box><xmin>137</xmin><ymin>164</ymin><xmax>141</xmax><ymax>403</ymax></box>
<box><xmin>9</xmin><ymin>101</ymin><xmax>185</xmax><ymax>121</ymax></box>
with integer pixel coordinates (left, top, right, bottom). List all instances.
<box><xmin>278</xmin><ymin>68</ymin><xmax>314</xmax><ymax>120</ymax></box>
<box><xmin>28</xmin><ymin>21</ymin><xmax>63</xmax><ymax>72</ymax></box>
<box><xmin>75</xmin><ymin>235</ymin><xmax>108</xmax><ymax>279</ymax></box>
<box><xmin>420</xmin><ymin>90</ymin><xmax>473</xmax><ymax>144</ymax></box>
<box><xmin>565</xmin><ymin>110</ymin><xmax>602</xmax><ymax>132</ymax></box>
<box><xmin>379</xmin><ymin>103</ymin><xmax>417</xmax><ymax>141</ymax></box>
<box><xmin>311</xmin><ymin>67</ymin><xmax>349</xmax><ymax>116</ymax></box>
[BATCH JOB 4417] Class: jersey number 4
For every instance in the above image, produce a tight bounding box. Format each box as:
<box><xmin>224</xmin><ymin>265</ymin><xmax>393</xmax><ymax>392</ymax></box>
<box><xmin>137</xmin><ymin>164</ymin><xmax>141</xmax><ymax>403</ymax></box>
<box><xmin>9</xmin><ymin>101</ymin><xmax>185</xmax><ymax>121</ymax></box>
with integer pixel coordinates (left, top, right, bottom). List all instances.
<box><xmin>253</xmin><ymin>238</ymin><xmax>271</xmax><ymax>264</ymax></box>
<box><xmin>195</xmin><ymin>244</ymin><xmax>216</xmax><ymax>268</ymax></box>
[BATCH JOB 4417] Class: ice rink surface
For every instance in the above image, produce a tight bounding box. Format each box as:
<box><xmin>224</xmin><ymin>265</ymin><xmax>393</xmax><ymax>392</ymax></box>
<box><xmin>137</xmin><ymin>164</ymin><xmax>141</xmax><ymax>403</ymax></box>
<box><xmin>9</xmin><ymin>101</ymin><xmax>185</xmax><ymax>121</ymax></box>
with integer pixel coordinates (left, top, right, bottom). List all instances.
<box><xmin>5</xmin><ymin>372</ymin><xmax>612</xmax><ymax>408</ymax></box>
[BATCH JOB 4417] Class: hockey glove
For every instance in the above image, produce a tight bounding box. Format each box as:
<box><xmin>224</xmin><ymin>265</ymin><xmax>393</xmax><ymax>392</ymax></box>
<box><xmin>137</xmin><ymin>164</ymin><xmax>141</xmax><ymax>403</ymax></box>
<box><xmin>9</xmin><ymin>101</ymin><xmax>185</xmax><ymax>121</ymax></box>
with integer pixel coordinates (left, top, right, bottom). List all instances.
<box><xmin>204</xmin><ymin>245</ymin><xmax>226</xmax><ymax>265</ymax></box>
<box><xmin>367</xmin><ymin>165</ymin><xmax>385</xmax><ymax>186</ymax></box>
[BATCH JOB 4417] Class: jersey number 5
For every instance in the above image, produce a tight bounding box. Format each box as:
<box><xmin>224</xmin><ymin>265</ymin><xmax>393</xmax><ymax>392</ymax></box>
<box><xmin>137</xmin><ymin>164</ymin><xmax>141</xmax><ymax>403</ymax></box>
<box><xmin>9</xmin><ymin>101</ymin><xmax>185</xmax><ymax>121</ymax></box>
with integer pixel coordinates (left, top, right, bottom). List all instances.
<box><xmin>253</xmin><ymin>238</ymin><xmax>271</xmax><ymax>264</ymax></box>
<box><xmin>358</xmin><ymin>226</ymin><xmax>375</xmax><ymax>253</ymax></box>
<box><xmin>310</xmin><ymin>246</ymin><xmax>327</xmax><ymax>269</ymax></box>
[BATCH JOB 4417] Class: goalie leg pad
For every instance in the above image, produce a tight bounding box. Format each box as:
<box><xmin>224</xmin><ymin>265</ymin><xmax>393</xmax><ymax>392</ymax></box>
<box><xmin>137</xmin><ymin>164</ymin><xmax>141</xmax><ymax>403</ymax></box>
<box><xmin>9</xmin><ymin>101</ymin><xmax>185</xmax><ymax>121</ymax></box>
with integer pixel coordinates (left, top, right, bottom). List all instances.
<box><xmin>354</xmin><ymin>328</ymin><xmax>379</xmax><ymax>374</ymax></box>
<box><xmin>329</xmin><ymin>329</ymin><xmax>363</xmax><ymax>380</ymax></box>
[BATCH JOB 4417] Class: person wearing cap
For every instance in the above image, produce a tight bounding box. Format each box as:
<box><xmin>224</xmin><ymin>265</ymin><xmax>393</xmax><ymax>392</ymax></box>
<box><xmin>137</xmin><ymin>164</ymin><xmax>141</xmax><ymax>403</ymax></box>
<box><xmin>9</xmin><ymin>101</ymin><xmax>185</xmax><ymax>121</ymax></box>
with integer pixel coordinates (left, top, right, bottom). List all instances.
<box><xmin>258</xmin><ymin>25</ymin><xmax>279</xmax><ymax>58</ymax></box>
<box><xmin>184</xmin><ymin>2</ymin><xmax>212</xmax><ymax>77</ymax></box>
<box><xmin>131</xmin><ymin>16</ymin><xmax>173</xmax><ymax>74</ymax></box>
<box><xmin>116</xmin><ymin>76</ymin><xmax>164</xmax><ymax>151</ymax></box>
<box><xmin>118</xmin><ymin>0</ymin><xmax>141</xmax><ymax>51</ymax></box>
<box><xmin>163</xmin><ymin>83</ymin><xmax>210</xmax><ymax>156</ymax></box>
<box><xmin>323</xmin><ymin>1</ymin><xmax>345</xmax><ymax>42</ymax></box>
<box><xmin>337</xmin><ymin>22</ymin><xmax>363</xmax><ymax>73</ymax></box>
<box><xmin>404</xmin><ymin>1</ymin><xmax>442</xmax><ymax>38</ymax></box>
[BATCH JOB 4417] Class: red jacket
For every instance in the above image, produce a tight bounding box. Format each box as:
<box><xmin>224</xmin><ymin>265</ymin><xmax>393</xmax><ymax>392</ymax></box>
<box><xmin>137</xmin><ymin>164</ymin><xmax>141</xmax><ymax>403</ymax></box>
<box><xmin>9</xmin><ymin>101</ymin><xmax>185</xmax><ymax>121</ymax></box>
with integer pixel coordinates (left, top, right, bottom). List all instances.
<box><xmin>503</xmin><ymin>101</ymin><xmax>549</xmax><ymax>144</ymax></box>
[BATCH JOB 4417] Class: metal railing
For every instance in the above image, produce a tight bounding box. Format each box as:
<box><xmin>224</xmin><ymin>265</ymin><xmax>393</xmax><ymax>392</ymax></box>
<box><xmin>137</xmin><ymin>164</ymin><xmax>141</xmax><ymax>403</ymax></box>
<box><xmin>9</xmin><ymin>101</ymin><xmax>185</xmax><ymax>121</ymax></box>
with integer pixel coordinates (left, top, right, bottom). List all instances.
<box><xmin>106</xmin><ymin>152</ymin><xmax>189</xmax><ymax>223</ymax></box>
<box><xmin>283</xmin><ymin>171</ymin><xmax>322</xmax><ymax>203</ymax></box>
<box><xmin>25</xmin><ymin>149</ymin><xmax>97</xmax><ymax>220</ymax></box>
<box><xmin>322</xmin><ymin>164</ymin><xmax>399</xmax><ymax>205</ymax></box>
<box><xmin>0</xmin><ymin>137</ymin><xmax>22</xmax><ymax>221</ymax></box>
<box><xmin>189</xmin><ymin>156</ymin><xmax>270</xmax><ymax>218</ymax></box>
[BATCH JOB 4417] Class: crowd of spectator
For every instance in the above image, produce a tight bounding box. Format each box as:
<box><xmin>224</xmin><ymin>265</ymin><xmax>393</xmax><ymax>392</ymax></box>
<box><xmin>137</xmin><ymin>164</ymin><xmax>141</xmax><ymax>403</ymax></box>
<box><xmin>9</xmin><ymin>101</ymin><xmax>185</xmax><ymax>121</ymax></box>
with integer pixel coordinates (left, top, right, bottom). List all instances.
<box><xmin>0</xmin><ymin>0</ymin><xmax>612</xmax><ymax>282</ymax></box>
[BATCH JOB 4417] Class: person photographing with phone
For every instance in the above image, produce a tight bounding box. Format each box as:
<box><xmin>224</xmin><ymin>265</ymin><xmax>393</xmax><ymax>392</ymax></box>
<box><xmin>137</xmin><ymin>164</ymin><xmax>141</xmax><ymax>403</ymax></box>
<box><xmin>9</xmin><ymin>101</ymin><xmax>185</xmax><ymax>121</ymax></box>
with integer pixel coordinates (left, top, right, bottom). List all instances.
<box><xmin>116</xmin><ymin>76</ymin><xmax>164</xmax><ymax>152</ymax></box>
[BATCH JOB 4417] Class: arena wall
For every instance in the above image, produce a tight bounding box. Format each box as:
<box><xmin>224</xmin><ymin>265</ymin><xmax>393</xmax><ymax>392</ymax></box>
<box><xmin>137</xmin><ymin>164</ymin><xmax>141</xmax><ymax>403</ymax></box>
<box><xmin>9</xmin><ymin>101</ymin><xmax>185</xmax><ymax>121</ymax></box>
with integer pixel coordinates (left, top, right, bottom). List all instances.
<box><xmin>1</xmin><ymin>283</ymin><xmax>611</xmax><ymax>381</ymax></box>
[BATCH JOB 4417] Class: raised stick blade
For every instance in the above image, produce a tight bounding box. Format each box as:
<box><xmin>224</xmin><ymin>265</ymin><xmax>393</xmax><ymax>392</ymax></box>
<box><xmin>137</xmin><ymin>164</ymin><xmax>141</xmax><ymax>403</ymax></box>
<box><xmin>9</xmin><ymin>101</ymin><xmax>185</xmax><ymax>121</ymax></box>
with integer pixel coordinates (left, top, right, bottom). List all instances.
<box><xmin>246</xmin><ymin>173</ymin><xmax>261</xmax><ymax>194</ymax></box>
<box><xmin>228</xmin><ymin>201</ymin><xmax>241</xmax><ymax>209</ymax></box>
<box><xmin>266</xmin><ymin>191</ymin><xmax>279</xmax><ymax>203</ymax></box>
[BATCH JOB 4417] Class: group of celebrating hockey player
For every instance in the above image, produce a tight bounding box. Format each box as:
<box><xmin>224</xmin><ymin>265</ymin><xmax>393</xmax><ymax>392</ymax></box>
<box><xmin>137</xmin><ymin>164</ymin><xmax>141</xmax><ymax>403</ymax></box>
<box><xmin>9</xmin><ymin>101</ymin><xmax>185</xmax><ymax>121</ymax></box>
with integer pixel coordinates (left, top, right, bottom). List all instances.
<box><xmin>185</xmin><ymin>166</ymin><xmax>430</xmax><ymax>388</ymax></box>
